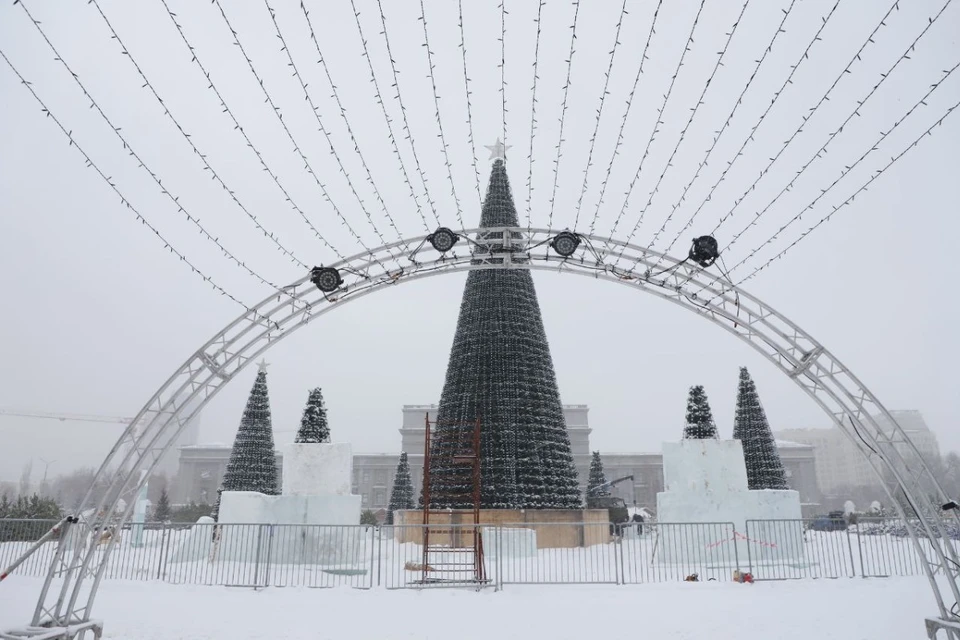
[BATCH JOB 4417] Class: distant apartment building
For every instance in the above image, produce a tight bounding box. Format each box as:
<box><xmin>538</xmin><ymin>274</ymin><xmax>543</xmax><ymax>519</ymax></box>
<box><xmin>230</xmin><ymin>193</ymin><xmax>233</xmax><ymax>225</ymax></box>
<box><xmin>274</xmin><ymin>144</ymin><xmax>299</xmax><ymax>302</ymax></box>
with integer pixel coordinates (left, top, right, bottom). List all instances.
<box><xmin>776</xmin><ymin>410</ymin><xmax>940</xmax><ymax>496</ymax></box>
<box><xmin>176</xmin><ymin>404</ymin><xmax>822</xmax><ymax>515</ymax></box>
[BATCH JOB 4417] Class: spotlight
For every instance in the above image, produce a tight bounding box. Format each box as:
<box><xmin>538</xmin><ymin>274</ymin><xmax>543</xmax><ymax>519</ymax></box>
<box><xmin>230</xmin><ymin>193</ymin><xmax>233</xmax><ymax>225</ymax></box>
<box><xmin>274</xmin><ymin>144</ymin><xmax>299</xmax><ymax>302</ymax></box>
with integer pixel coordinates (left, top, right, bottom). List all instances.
<box><xmin>310</xmin><ymin>266</ymin><xmax>342</xmax><ymax>293</ymax></box>
<box><xmin>551</xmin><ymin>231</ymin><xmax>581</xmax><ymax>258</ymax></box>
<box><xmin>428</xmin><ymin>227</ymin><xmax>459</xmax><ymax>253</ymax></box>
<box><xmin>943</xmin><ymin>501</ymin><xmax>958</xmax><ymax>511</ymax></box>
<box><xmin>689</xmin><ymin>235</ymin><xmax>719</xmax><ymax>267</ymax></box>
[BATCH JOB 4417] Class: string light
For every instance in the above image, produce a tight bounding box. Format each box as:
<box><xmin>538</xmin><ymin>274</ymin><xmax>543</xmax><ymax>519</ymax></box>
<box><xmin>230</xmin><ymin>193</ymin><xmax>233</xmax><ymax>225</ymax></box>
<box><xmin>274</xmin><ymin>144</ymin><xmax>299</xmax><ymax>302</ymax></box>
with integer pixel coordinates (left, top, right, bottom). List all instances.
<box><xmin>591</xmin><ymin>0</ymin><xmax>664</xmax><ymax>238</ymax></box>
<box><xmin>458</xmin><ymin>0</ymin><xmax>482</xmax><ymax>209</ymax></box>
<box><xmin>573</xmin><ymin>0</ymin><xmax>628</xmax><ymax>232</ymax></box>
<box><xmin>0</xmin><ymin>49</ymin><xmax>249</xmax><ymax>310</ymax></box>
<box><xmin>525</xmin><ymin>0</ymin><xmax>546</xmax><ymax>229</ymax></box>
<box><xmin>547</xmin><ymin>0</ymin><xmax>581</xmax><ymax>230</ymax></box>
<box><xmin>718</xmin><ymin>0</ymin><xmax>952</xmax><ymax>254</ymax></box>
<box><xmin>375</xmin><ymin>0</ymin><xmax>443</xmax><ymax>228</ymax></box>
<box><xmin>500</xmin><ymin>0</ymin><xmax>508</xmax><ymax>161</ymax></box>
<box><xmin>418</xmin><ymin>0</ymin><xmax>464</xmax><ymax>228</ymax></box>
<box><xmin>644</xmin><ymin>0</ymin><xmax>752</xmax><ymax>249</ymax></box>
<box><xmin>89</xmin><ymin>0</ymin><xmax>307</xmax><ymax>270</ymax></box>
<box><xmin>348</xmin><ymin>0</ymin><xmax>431</xmax><ymax>235</ymax></box>
<box><xmin>19</xmin><ymin>2</ymin><xmax>291</xmax><ymax>295</ymax></box>
<box><xmin>614</xmin><ymin>0</ymin><xmax>708</xmax><ymax>262</ymax></box>
<box><xmin>157</xmin><ymin>0</ymin><xmax>344</xmax><ymax>261</ymax></box>
<box><xmin>652</xmin><ymin>0</ymin><xmax>799</xmax><ymax>266</ymax></box>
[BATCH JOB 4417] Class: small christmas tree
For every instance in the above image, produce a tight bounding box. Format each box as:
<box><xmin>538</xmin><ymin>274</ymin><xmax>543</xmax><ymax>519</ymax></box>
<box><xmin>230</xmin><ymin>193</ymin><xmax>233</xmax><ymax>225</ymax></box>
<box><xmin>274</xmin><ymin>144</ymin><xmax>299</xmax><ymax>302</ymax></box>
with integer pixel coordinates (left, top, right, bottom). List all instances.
<box><xmin>212</xmin><ymin>361</ymin><xmax>279</xmax><ymax>521</ymax></box>
<box><xmin>295</xmin><ymin>388</ymin><xmax>330</xmax><ymax>443</ymax></box>
<box><xmin>386</xmin><ymin>452</ymin><xmax>415</xmax><ymax>525</ymax></box>
<box><xmin>586</xmin><ymin>451</ymin><xmax>610</xmax><ymax>501</ymax></box>
<box><xmin>683</xmin><ymin>385</ymin><xmax>718</xmax><ymax>439</ymax></box>
<box><xmin>153</xmin><ymin>487</ymin><xmax>171</xmax><ymax>522</ymax></box>
<box><xmin>733</xmin><ymin>367</ymin><xmax>789</xmax><ymax>490</ymax></box>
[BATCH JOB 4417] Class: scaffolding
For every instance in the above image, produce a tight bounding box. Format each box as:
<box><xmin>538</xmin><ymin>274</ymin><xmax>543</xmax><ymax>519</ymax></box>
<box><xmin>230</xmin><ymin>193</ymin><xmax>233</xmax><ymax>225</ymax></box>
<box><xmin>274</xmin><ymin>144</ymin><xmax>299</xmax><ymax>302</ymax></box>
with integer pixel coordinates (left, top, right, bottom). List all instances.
<box><xmin>418</xmin><ymin>413</ymin><xmax>487</xmax><ymax>586</ymax></box>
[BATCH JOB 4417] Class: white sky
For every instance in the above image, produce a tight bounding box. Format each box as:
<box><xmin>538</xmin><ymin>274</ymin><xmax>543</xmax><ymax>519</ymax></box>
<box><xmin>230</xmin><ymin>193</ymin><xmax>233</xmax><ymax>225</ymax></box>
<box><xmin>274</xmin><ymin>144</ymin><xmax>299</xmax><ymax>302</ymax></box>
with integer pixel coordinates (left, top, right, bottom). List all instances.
<box><xmin>1</xmin><ymin>0</ymin><xmax>958</xmax><ymax>482</ymax></box>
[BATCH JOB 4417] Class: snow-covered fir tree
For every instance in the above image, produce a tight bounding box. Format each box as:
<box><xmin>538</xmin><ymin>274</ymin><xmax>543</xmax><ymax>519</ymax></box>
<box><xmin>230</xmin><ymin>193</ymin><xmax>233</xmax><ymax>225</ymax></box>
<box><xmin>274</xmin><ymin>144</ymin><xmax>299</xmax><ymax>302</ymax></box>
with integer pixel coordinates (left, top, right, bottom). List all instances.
<box><xmin>295</xmin><ymin>387</ymin><xmax>330</xmax><ymax>443</ymax></box>
<box><xmin>212</xmin><ymin>362</ymin><xmax>279</xmax><ymax>521</ymax></box>
<box><xmin>683</xmin><ymin>385</ymin><xmax>718</xmax><ymax>439</ymax></box>
<box><xmin>733</xmin><ymin>367</ymin><xmax>789</xmax><ymax>490</ymax></box>
<box><xmin>152</xmin><ymin>487</ymin><xmax>171</xmax><ymax>522</ymax></box>
<box><xmin>586</xmin><ymin>451</ymin><xmax>610</xmax><ymax>499</ymax></box>
<box><xmin>386</xmin><ymin>452</ymin><xmax>415</xmax><ymax>525</ymax></box>
<box><xmin>429</xmin><ymin>152</ymin><xmax>581</xmax><ymax>510</ymax></box>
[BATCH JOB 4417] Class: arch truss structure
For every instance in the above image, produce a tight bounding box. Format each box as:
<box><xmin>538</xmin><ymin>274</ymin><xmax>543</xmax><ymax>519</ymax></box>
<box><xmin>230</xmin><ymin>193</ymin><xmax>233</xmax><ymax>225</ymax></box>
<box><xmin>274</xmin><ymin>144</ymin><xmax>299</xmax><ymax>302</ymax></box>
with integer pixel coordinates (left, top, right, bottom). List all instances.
<box><xmin>5</xmin><ymin>229</ymin><xmax>960</xmax><ymax>638</ymax></box>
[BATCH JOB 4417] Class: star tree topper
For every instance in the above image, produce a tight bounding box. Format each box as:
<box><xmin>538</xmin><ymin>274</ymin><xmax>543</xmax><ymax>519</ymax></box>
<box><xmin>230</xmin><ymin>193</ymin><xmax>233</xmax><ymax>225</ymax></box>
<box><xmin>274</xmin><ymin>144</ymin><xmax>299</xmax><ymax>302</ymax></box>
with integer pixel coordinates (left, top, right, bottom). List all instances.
<box><xmin>485</xmin><ymin>138</ymin><xmax>510</xmax><ymax>161</ymax></box>
<box><xmin>257</xmin><ymin>359</ymin><xmax>270</xmax><ymax>373</ymax></box>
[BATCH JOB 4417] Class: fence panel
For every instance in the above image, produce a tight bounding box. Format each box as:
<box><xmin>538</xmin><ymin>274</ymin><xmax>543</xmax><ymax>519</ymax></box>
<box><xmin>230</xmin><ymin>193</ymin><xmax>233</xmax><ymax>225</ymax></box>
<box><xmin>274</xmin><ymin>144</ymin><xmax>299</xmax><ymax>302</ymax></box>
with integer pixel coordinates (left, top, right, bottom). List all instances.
<box><xmin>745</xmin><ymin>519</ymin><xmax>853</xmax><ymax>579</ymax></box>
<box><xmin>495</xmin><ymin>522</ymin><xmax>617</xmax><ymax>585</ymax></box>
<box><xmin>620</xmin><ymin>522</ymin><xmax>738</xmax><ymax>583</ymax></box>
<box><xmin>381</xmin><ymin>524</ymin><xmax>498</xmax><ymax>590</ymax></box>
<box><xmin>0</xmin><ymin>519</ymin><xmax>61</xmax><ymax>578</ymax></box>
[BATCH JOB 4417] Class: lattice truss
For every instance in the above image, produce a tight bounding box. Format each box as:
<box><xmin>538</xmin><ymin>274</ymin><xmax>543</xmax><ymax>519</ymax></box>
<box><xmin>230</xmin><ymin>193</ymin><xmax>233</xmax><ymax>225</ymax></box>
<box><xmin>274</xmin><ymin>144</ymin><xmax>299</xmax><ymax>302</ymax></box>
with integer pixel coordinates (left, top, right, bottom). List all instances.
<box><xmin>1</xmin><ymin>0</ymin><xmax>960</xmax><ymax>636</ymax></box>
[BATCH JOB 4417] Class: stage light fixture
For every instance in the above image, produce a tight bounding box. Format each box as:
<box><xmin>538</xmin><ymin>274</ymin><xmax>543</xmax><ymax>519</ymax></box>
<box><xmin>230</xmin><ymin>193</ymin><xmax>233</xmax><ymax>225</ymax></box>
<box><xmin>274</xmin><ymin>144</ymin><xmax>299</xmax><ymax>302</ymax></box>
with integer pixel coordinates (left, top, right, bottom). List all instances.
<box><xmin>551</xmin><ymin>231</ymin><xmax>581</xmax><ymax>258</ymax></box>
<box><xmin>428</xmin><ymin>227</ymin><xmax>459</xmax><ymax>253</ymax></box>
<box><xmin>310</xmin><ymin>266</ymin><xmax>343</xmax><ymax>293</ymax></box>
<box><xmin>689</xmin><ymin>235</ymin><xmax>720</xmax><ymax>268</ymax></box>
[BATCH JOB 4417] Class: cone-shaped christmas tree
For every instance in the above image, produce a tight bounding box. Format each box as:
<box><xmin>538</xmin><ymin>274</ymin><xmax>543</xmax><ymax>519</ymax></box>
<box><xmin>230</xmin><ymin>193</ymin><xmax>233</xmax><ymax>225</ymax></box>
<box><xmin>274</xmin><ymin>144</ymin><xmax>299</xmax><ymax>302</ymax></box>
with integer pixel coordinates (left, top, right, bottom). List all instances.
<box><xmin>586</xmin><ymin>451</ymin><xmax>610</xmax><ymax>500</ymax></box>
<box><xmin>733</xmin><ymin>367</ymin><xmax>789</xmax><ymax>490</ymax></box>
<box><xmin>429</xmin><ymin>151</ymin><xmax>581</xmax><ymax>509</ymax></box>
<box><xmin>683</xmin><ymin>385</ymin><xmax>718</xmax><ymax>439</ymax></box>
<box><xmin>212</xmin><ymin>362</ymin><xmax>279</xmax><ymax>520</ymax></box>
<box><xmin>295</xmin><ymin>388</ymin><xmax>330</xmax><ymax>443</ymax></box>
<box><xmin>386</xmin><ymin>452</ymin><xmax>415</xmax><ymax>525</ymax></box>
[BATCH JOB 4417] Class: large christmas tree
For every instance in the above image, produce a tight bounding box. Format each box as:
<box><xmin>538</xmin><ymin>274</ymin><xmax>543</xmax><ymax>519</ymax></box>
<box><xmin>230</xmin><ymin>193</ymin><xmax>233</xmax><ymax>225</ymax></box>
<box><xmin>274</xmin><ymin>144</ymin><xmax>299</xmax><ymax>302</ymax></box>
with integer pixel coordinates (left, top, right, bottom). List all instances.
<box><xmin>212</xmin><ymin>362</ymin><xmax>279</xmax><ymax>520</ymax></box>
<box><xmin>386</xmin><ymin>452</ymin><xmax>415</xmax><ymax>525</ymax></box>
<box><xmin>428</xmin><ymin>151</ymin><xmax>581</xmax><ymax>510</ymax></box>
<box><xmin>683</xmin><ymin>385</ymin><xmax>718</xmax><ymax>439</ymax></box>
<box><xmin>586</xmin><ymin>451</ymin><xmax>610</xmax><ymax>500</ymax></box>
<box><xmin>295</xmin><ymin>387</ymin><xmax>330</xmax><ymax>443</ymax></box>
<box><xmin>733</xmin><ymin>367</ymin><xmax>789</xmax><ymax>490</ymax></box>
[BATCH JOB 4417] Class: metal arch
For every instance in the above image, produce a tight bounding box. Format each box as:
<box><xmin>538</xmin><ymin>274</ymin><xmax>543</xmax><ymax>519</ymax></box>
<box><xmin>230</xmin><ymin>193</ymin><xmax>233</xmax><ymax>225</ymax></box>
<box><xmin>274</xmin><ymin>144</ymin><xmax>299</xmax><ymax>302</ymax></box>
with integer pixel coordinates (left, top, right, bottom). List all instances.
<box><xmin>9</xmin><ymin>227</ymin><xmax>959</xmax><ymax>637</ymax></box>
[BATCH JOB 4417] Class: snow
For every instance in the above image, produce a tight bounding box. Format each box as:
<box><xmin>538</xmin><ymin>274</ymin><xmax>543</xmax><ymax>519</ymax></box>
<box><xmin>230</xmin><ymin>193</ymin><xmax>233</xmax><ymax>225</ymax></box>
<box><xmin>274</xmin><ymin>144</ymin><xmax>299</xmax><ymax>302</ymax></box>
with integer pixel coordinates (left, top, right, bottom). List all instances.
<box><xmin>0</xmin><ymin>574</ymin><xmax>942</xmax><ymax>639</ymax></box>
<box><xmin>281</xmin><ymin>442</ymin><xmax>353</xmax><ymax>496</ymax></box>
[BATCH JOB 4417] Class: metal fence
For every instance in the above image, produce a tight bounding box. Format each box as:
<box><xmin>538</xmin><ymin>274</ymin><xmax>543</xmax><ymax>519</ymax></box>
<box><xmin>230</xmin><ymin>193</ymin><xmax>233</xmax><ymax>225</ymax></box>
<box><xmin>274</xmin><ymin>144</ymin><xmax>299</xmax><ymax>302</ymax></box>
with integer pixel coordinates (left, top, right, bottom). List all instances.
<box><xmin>2</xmin><ymin>518</ymin><xmax>952</xmax><ymax>589</ymax></box>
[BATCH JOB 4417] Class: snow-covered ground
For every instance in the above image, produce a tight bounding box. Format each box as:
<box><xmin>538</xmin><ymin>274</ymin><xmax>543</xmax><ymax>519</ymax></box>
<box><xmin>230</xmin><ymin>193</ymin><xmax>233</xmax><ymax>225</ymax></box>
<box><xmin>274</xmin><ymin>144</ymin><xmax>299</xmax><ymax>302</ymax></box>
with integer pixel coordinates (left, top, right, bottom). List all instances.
<box><xmin>0</xmin><ymin>574</ymin><xmax>942</xmax><ymax>639</ymax></box>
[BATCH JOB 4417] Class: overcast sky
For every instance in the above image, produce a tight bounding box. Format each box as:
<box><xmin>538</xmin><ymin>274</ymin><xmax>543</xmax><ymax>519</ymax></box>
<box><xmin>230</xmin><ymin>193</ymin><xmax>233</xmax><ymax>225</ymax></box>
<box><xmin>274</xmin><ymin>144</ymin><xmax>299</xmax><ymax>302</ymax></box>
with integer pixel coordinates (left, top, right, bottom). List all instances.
<box><xmin>1</xmin><ymin>0</ymin><xmax>958</xmax><ymax>483</ymax></box>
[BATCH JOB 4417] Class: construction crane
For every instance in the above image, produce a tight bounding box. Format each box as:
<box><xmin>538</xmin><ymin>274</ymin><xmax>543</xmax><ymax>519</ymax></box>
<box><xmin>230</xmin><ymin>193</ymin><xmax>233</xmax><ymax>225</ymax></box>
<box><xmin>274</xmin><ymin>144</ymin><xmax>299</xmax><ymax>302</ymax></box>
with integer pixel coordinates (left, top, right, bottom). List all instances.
<box><xmin>0</xmin><ymin>409</ymin><xmax>135</xmax><ymax>425</ymax></box>
<box><xmin>586</xmin><ymin>475</ymin><xmax>635</xmax><ymax>535</ymax></box>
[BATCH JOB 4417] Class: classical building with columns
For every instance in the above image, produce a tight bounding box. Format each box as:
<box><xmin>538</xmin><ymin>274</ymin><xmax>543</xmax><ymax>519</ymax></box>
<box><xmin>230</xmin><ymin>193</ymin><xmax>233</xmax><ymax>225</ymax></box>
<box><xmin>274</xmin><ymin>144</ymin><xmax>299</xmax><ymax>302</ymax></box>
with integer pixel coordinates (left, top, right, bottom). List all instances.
<box><xmin>174</xmin><ymin>404</ymin><xmax>822</xmax><ymax>516</ymax></box>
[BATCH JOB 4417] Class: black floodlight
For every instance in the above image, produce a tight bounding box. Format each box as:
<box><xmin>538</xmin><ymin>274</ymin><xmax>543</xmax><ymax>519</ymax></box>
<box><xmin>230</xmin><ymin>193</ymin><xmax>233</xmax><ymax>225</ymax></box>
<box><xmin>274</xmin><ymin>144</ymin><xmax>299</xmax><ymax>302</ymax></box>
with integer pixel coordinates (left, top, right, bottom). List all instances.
<box><xmin>428</xmin><ymin>227</ymin><xmax>459</xmax><ymax>253</ymax></box>
<box><xmin>943</xmin><ymin>501</ymin><xmax>959</xmax><ymax>511</ymax></box>
<box><xmin>689</xmin><ymin>235</ymin><xmax>720</xmax><ymax>267</ymax></box>
<box><xmin>551</xmin><ymin>231</ymin><xmax>581</xmax><ymax>258</ymax></box>
<box><xmin>310</xmin><ymin>266</ymin><xmax>343</xmax><ymax>293</ymax></box>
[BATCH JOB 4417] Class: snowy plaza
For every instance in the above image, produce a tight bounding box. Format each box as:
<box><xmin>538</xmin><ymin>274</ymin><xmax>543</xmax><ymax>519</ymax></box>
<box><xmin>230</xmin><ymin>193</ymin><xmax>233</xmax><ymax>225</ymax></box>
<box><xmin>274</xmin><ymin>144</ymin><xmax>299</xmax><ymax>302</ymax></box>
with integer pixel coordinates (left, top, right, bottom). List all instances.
<box><xmin>2</xmin><ymin>0</ymin><xmax>960</xmax><ymax>638</ymax></box>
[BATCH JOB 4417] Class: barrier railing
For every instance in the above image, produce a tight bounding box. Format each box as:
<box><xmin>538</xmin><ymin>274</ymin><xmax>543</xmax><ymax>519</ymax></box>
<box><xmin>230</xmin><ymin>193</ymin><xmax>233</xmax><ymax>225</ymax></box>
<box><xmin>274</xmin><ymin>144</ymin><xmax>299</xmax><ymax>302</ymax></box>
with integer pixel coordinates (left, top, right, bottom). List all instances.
<box><xmin>2</xmin><ymin>518</ymin><xmax>950</xmax><ymax>588</ymax></box>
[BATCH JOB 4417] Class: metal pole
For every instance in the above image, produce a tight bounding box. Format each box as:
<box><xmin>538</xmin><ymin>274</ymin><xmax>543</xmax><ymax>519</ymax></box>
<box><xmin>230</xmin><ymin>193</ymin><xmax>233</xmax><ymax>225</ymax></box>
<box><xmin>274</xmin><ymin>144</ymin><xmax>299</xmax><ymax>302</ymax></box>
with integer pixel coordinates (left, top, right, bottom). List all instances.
<box><xmin>1</xmin><ymin>516</ymin><xmax>73</xmax><ymax>582</ymax></box>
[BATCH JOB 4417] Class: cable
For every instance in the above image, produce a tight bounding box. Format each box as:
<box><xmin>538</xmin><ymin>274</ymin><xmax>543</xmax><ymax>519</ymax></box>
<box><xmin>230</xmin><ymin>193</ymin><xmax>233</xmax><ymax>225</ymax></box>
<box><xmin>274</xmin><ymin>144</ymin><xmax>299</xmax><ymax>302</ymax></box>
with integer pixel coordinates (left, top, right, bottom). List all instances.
<box><xmin>212</xmin><ymin>0</ymin><xmax>376</xmax><ymax>259</ymax></box>
<box><xmin>500</xmin><ymin>0</ymin><xmax>508</xmax><ymax>161</ymax></box>
<box><xmin>653</xmin><ymin>0</ymin><xmax>798</xmax><ymax>265</ymax></box>
<box><xmin>19</xmin><ymin>2</ymin><xmax>290</xmax><ymax>295</ymax></box>
<box><xmin>547</xmin><ymin>0</ymin><xmax>581</xmax><ymax>230</ymax></box>
<box><xmin>0</xmin><ymin>49</ymin><xmax>248</xmax><ymax>310</ymax></box>
<box><xmin>590</xmin><ymin>0</ymin><xmax>665</xmax><ymax>238</ymax></box>
<box><xmin>734</xmin><ymin>95</ymin><xmax>960</xmax><ymax>285</ymax></box>
<box><xmin>374</xmin><ymin>0</ymin><xmax>443</xmax><ymax>228</ymax></box>
<box><xmin>525</xmin><ymin>0</ymin><xmax>546</xmax><ymax>229</ymax></box>
<box><xmin>458</xmin><ymin>0</ymin><xmax>482</xmax><ymax>210</ymax></box>
<box><xmin>297</xmin><ymin>0</ymin><xmax>408</xmax><ymax>249</ymax></box>
<box><xmin>573</xmin><ymin>0</ymin><xmax>628</xmax><ymax>232</ymax></box>
<box><xmin>680</xmin><ymin>0</ymin><xmax>843</xmax><ymax>238</ymax></box>
<box><xmin>720</xmin><ymin>0</ymin><xmax>953</xmax><ymax>256</ymax></box>
<box><xmin>644</xmin><ymin>0</ymin><xmax>752</xmax><ymax>249</ymax></box>
<box><xmin>157</xmin><ymin>0</ymin><xmax>343</xmax><ymax>261</ymax></box>
<box><xmin>419</xmin><ymin>0</ymin><xmax>464</xmax><ymax>228</ymax></box>
<box><xmin>348</xmin><ymin>0</ymin><xmax>430</xmax><ymax>235</ymax></box>
<box><xmin>614</xmin><ymin>0</ymin><xmax>707</xmax><ymax>259</ymax></box>
<box><xmin>88</xmin><ymin>0</ymin><xmax>307</xmax><ymax>270</ymax></box>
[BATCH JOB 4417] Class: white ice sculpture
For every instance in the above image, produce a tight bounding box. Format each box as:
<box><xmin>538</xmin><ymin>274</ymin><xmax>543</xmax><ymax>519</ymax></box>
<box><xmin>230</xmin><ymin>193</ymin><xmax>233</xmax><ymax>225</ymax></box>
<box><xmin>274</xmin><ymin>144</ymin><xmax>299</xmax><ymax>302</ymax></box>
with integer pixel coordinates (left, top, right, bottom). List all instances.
<box><xmin>174</xmin><ymin>443</ymin><xmax>363</xmax><ymax>568</ymax></box>
<box><xmin>655</xmin><ymin>439</ymin><xmax>803</xmax><ymax>567</ymax></box>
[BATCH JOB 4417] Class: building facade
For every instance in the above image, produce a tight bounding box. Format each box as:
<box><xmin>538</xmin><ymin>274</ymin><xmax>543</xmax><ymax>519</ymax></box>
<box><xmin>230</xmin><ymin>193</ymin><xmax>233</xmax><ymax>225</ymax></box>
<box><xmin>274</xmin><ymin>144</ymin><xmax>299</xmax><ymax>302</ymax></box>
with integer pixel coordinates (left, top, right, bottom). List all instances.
<box><xmin>776</xmin><ymin>410</ymin><xmax>941</xmax><ymax>498</ymax></box>
<box><xmin>176</xmin><ymin>404</ymin><xmax>822</xmax><ymax>515</ymax></box>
